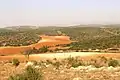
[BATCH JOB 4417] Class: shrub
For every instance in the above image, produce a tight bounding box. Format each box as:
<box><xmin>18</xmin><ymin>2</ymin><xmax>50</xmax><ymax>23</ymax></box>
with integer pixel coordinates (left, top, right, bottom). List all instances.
<box><xmin>9</xmin><ymin>66</ymin><xmax>42</xmax><ymax>80</ymax></box>
<box><xmin>90</xmin><ymin>56</ymin><xmax>108</xmax><ymax>68</ymax></box>
<box><xmin>71</xmin><ymin>58</ymin><xmax>84</xmax><ymax>68</ymax></box>
<box><xmin>71</xmin><ymin>61</ymin><xmax>83</xmax><ymax>68</ymax></box>
<box><xmin>53</xmin><ymin>61</ymin><xmax>61</xmax><ymax>69</ymax></box>
<box><xmin>100</xmin><ymin>56</ymin><xmax>108</xmax><ymax>63</ymax></box>
<box><xmin>9</xmin><ymin>74</ymin><xmax>26</xmax><ymax>80</ymax></box>
<box><xmin>66</xmin><ymin>56</ymin><xmax>74</xmax><ymax>64</ymax></box>
<box><xmin>39</xmin><ymin>46</ymin><xmax>49</xmax><ymax>53</ymax></box>
<box><xmin>53</xmin><ymin>58</ymin><xmax>57</xmax><ymax>61</ymax></box>
<box><xmin>25</xmin><ymin>66</ymin><xmax>42</xmax><ymax>80</ymax></box>
<box><xmin>66</xmin><ymin>56</ymin><xmax>84</xmax><ymax>68</ymax></box>
<box><xmin>12</xmin><ymin>58</ymin><xmax>20</xmax><ymax>67</ymax></box>
<box><xmin>46</xmin><ymin>59</ymin><xmax>52</xmax><ymax>65</ymax></box>
<box><xmin>108</xmin><ymin>59</ymin><xmax>119</xmax><ymax>67</ymax></box>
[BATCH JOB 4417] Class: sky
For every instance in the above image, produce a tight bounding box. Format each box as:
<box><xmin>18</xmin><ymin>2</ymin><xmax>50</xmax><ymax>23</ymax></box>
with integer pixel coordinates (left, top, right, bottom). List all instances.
<box><xmin>0</xmin><ymin>0</ymin><xmax>120</xmax><ymax>27</ymax></box>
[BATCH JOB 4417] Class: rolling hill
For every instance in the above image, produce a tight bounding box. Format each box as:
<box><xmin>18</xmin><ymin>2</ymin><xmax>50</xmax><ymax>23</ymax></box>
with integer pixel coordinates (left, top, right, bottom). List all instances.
<box><xmin>0</xmin><ymin>25</ymin><xmax>120</xmax><ymax>50</ymax></box>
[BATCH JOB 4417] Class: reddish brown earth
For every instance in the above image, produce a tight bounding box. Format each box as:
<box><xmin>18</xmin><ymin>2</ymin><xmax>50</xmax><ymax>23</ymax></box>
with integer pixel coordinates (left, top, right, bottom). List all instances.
<box><xmin>0</xmin><ymin>35</ymin><xmax>72</xmax><ymax>55</ymax></box>
<box><xmin>0</xmin><ymin>35</ymin><xmax>120</xmax><ymax>62</ymax></box>
<box><xmin>0</xmin><ymin>46</ymin><xmax>31</xmax><ymax>55</ymax></box>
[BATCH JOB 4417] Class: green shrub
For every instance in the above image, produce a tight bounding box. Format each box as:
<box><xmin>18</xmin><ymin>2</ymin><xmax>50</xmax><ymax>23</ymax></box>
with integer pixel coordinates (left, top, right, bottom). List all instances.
<box><xmin>71</xmin><ymin>61</ymin><xmax>83</xmax><ymax>68</ymax></box>
<box><xmin>108</xmin><ymin>59</ymin><xmax>119</xmax><ymax>67</ymax></box>
<box><xmin>25</xmin><ymin>66</ymin><xmax>42</xmax><ymax>80</ymax></box>
<box><xmin>66</xmin><ymin>56</ymin><xmax>74</xmax><ymax>64</ymax></box>
<box><xmin>9</xmin><ymin>66</ymin><xmax>42</xmax><ymax>80</ymax></box>
<box><xmin>12</xmin><ymin>59</ymin><xmax>20</xmax><ymax>66</ymax></box>
<box><xmin>66</xmin><ymin>56</ymin><xmax>84</xmax><ymax>68</ymax></box>
<box><xmin>9</xmin><ymin>74</ymin><xmax>26</xmax><ymax>80</ymax></box>
<box><xmin>39</xmin><ymin>46</ymin><xmax>49</xmax><ymax>53</ymax></box>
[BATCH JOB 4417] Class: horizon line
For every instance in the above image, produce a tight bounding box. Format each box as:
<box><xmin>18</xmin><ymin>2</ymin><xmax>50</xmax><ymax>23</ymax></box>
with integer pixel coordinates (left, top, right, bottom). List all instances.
<box><xmin>1</xmin><ymin>23</ymin><xmax>120</xmax><ymax>28</ymax></box>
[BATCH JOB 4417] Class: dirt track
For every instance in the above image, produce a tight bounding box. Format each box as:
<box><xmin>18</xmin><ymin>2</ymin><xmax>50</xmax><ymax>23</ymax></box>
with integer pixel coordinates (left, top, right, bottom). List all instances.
<box><xmin>0</xmin><ymin>52</ymin><xmax>120</xmax><ymax>61</ymax></box>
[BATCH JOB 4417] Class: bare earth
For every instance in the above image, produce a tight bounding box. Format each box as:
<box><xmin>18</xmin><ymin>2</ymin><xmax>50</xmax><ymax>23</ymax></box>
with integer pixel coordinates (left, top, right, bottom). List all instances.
<box><xmin>0</xmin><ymin>35</ymin><xmax>72</xmax><ymax>55</ymax></box>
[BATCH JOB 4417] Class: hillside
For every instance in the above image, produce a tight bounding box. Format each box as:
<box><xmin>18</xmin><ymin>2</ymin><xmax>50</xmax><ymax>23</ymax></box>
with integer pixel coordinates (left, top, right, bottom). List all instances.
<box><xmin>0</xmin><ymin>35</ymin><xmax>71</xmax><ymax>55</ymax></box>
<box><xmin>0</xmin><ymin>25</ymin><xmax>120</xmax><ymax>50</ymax></box>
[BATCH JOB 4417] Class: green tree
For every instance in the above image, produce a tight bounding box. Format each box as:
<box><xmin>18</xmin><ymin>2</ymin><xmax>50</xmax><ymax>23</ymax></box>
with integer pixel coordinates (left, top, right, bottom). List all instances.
<box><xmin>39</xmin><ymin>46</ymin><xmax>49</xmax><ymax>53</ymax></box>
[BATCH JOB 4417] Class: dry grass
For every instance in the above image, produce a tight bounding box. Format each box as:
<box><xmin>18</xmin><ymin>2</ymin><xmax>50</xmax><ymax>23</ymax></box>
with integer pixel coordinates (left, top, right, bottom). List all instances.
<box><xmin>1</xmin><ymin>55</ymin><xmax>120</xmax><ymax>80</ymax></box>
<box><xmin>1</xmin><ymin>52</ymin><xmax>120</xmax><ymax>61</ymax></box>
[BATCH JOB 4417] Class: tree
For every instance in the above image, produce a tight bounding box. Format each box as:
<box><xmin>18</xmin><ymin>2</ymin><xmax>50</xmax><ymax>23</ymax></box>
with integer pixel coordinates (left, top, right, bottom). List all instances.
<box><xmin>23</xmin><ymin>49</ymin><xmax>33</xmax><ymax>60</ymax></box>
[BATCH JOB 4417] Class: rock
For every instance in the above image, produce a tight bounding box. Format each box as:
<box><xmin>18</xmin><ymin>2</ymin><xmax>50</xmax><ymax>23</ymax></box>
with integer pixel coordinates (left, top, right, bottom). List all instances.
<box><xmin>25</xmin><ymin>62</ymin><xmax>34</xmax><ymax>67</ymax></box>
<box><xmin>107</xmin><ymin>66</ymin><xmax>114</xmax><ymax>71</ymax></box>
<box><xmin>46</xmin><ymin>64</ymin><xmax>50</xmax><ymax>68</ymax></box>
<box><xmin>113</xmin><ymin>67</ymin><xmax>120</xmax><ymax>71</ymax></box>
<box><xmin>34</xmin><ymin>66</ymin><xmax>40</xmax><ymax>68</ymax></box>
<box><xmin>88</xmin><ymin>67</ymin><xmax>98</xmax><ymax>72</ymax></box>
<box><xmin>98</xmin><ymin>67</ymin><xmax>106</xmax><ymax>71</ymax></box>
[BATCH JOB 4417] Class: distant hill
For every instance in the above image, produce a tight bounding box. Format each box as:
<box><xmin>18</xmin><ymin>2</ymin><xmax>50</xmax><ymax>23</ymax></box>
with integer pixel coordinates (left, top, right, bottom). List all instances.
<box><xmin>4</xmin><ymin>26</ymin><xmax>38</xmax><ymax>31</ymax></box>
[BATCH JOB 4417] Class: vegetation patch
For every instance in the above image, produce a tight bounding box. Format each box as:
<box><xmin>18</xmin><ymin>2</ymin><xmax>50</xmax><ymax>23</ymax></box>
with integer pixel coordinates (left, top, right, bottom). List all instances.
<box><xmin>11</xmin><ymin>58</ymin><xmax>20</xmax><ymax>67</ymax></box>
<box><xmin>9</xmin><ymin>66</ymin><xmax>42</xmax><ymax>80</ymax></box>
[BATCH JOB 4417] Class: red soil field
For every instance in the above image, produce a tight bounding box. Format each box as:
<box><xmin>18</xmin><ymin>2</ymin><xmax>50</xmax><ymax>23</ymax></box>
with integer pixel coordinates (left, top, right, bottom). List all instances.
<box><xmin>0</xmin><ymin>35</ymin><xmax>72</xmax><ymax>55</ymax></box>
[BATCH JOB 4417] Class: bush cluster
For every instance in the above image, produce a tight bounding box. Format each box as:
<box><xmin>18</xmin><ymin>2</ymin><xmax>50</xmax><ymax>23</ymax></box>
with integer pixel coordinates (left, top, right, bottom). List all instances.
<box><xmin>12</xmin><ymin>58</ymin><xmax>20</xmax><ymax>67</ymax></box>
<box><xmin>108</xmin><ymin>59</ymin><xmax>120</xmax><ymax>67</ymax></box>
<box><xmin>9</xmin><ymin>66</ymin><xmax>42</xmax><ymax>80</ymax></box>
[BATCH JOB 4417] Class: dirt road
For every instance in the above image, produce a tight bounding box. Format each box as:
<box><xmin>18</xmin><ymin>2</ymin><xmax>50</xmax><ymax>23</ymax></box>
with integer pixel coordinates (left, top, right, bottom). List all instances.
<box><xmin>0</xmin><ymin>52</ymin><xmax>120</xmax><ymax>61</ymax></box>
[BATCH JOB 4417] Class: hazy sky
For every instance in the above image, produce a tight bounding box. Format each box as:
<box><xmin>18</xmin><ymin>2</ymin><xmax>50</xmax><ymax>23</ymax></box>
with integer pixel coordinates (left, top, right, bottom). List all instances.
<box><xmin>0</xmin><ymin>0</ymin><xmax>120</xmax><ymax>27</ymax></box>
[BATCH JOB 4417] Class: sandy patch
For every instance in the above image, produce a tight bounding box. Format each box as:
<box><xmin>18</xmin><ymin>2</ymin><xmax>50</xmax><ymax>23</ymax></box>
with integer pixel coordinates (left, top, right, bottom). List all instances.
<box><xmin>0</xmin><ymin>52</ymin><xmax>120</xmax><ymax>61</ymax></box>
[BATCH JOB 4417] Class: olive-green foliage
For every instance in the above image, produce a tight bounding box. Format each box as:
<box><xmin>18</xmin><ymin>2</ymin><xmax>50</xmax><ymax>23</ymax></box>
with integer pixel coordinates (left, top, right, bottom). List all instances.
<box><xmin>1</xmin><ymin>26</ymin><xmax>120</xmax><ymax>50</ymax></box>
<box><xmin>23</xmin><ymin>46</ymin><xmax>49</xmax><ymax>56</ymax></box>
<box><xmin>39</xmin><ymin>46</ymin><xmax>49</xmax><ymax>53</ymax></box>
<box><xmin>46</xmin><ymin>59</ymin><xmax>52</xmax><ymax>65</ymax></box>
<box><xmin>70</xmin><ymin>35</ymin><xmax>120</xmax><ymax>50</ymax></box>
<box><xmin>9</xmin><ymin>74</ymin><xmax>26</xmax><ymax>80</ymax></box>
<box><xmin>0</xmin><ymin>31</ymin><xmax>40</xmax><ymax>46</ymax></box>
<box><xmin>12</xmin><ymin>58</ymin><xmax>20</xmax><ymax>67</ymax></box>
<box><xmin>66</xmin><ymin>56</ymin><xmax>84</xmax><ymax>68</ymax></box>
<box><xmin>108</xmin><ymin>59</ymin><xmax>119</xmax><ymax>67</ymax></box>
<box><xmin>9</xmin><ymin>66</ymin><xmax>42</xmax><ymax>80</ymax></box>
<box><xmin>53</xmin><ymin>61</ymin><xmax>61</xmax><ymax>69</ymax></box>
